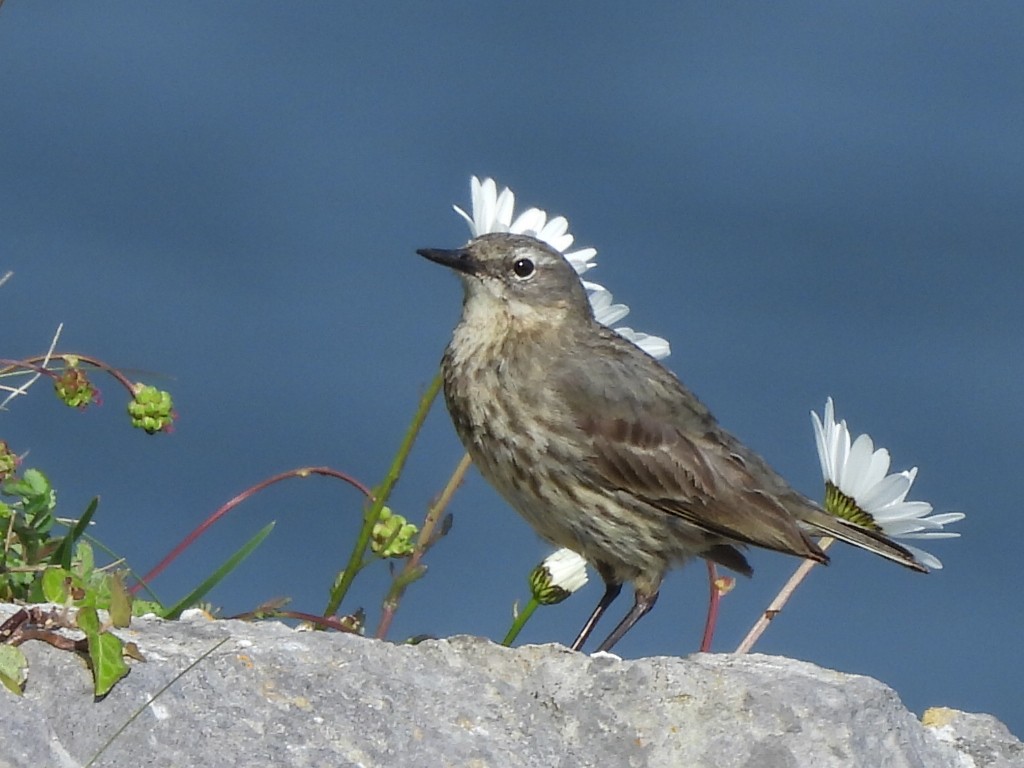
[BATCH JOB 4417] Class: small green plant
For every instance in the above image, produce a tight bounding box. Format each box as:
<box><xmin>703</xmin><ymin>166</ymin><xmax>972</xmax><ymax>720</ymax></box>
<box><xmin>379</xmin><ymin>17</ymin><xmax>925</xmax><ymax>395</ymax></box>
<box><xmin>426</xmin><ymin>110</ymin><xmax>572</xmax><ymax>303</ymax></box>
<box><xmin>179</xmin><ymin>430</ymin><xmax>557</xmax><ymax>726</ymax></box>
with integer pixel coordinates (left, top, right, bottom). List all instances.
<box><xmin>0</xmin><ymin>326</ymin><xmax>461</xmax><ymax>697</ymax></box>
<box><xmin>0</xmin><ymin>466</ymin><xmax>56</xmax><ymax>601</ymax></box>
<box><xmin>0</xmin><ymin>466</ymin><xmax>158</xmax><ymax>695</ymax></box>
<box><xmin>1</xmin><ymin>331</ymin><xmax>177</xmax><ymax>695</ymax></box>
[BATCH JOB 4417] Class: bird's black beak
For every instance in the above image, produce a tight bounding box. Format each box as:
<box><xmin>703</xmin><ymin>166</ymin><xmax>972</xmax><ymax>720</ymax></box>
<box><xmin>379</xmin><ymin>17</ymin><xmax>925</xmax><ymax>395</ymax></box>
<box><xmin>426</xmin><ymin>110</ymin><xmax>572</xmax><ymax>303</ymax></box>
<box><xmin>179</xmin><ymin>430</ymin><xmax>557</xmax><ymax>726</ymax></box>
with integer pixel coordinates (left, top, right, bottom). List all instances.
<box><xmin>417</xmin><ymin>247</ymin><xmax>478</xmax><ymax>275</ymax></box>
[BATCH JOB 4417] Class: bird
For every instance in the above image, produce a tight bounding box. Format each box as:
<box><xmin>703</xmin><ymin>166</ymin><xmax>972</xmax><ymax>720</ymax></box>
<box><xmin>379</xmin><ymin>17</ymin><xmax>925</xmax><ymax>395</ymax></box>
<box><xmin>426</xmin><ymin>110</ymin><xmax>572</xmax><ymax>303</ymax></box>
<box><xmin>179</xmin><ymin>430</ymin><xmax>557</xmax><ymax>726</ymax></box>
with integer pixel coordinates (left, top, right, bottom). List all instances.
<box><xmin>418</xmin><ymin>232</ymin><xmax>926</xmax><ymax>653</ymax></box>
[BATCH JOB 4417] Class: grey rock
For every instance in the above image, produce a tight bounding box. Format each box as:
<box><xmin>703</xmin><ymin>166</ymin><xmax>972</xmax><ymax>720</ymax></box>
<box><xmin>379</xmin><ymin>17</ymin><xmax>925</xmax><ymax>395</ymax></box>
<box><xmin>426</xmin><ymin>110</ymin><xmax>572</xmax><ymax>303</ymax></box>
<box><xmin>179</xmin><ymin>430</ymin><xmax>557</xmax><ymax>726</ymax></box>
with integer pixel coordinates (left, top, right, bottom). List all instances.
<box><xmin>922</xmin><ymin>708</ymin><xmax>1024</xmax><ymax>768</ymax></box>
<box><xmin>0</xmin><ymin>606</ymin><xmax>1019</xmax><ymax>768</ymax></box>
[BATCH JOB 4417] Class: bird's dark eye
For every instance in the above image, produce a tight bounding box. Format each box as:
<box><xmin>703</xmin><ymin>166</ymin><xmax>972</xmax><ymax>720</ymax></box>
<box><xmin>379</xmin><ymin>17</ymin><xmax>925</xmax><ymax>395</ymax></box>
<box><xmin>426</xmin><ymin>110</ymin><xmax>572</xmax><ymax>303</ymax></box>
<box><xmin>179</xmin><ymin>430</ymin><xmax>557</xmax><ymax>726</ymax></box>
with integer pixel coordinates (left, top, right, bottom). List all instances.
<box><xmin>512</xmin><ymin>258</ymin><xmax>535</xmax><ymax>279</ymax></box>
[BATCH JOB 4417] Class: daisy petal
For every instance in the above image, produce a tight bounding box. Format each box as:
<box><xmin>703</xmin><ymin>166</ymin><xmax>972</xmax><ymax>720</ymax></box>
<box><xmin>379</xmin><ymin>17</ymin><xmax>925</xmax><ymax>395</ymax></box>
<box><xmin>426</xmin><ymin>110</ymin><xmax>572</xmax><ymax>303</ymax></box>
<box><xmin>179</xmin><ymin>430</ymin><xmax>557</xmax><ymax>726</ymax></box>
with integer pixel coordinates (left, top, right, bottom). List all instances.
<box><xmin>565</xmin><ymin>247</ymin><xmax>598</xmax><ymax>275</ymax></box>
<box><xmin>615</xmin><ymin>328</ymin><xmax>671</xmax><ymax>359</ymax></box>
<box><xmin>872</xmin><ymin>501</ymin><xmax>934</xmax><ymax>522</ymax></box>
<box><xmin>511</xmin><ymin>207</ymin><xmax>546</xmax><ymax>235</ymax></box>
<box><xmin>925</xmin><ymin>512</ymin><xmax>966</xmax><ymax>526</ymax></box>
<box><xmin>858</xmin><ymin>471</ymin><xmax>913</xmax><ymax>511</ymax></box>
<box><xmin>811</xmin><ymin>410</ymin><xmax>832</xmax><ymax>482</ymax></box>
<box><xmin>904</xmin><ymin>545</ymin><xmax>943</xmax><ymax>570</ymax></box>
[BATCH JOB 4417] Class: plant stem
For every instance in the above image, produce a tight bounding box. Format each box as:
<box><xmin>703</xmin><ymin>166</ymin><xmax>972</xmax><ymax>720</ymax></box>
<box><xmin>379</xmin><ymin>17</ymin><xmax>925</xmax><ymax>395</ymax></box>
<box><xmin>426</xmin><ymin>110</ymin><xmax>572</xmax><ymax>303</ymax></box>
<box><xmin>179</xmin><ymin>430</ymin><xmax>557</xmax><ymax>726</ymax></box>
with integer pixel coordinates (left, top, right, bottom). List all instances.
<box><xmin>699</xmin><ymin>560</ymin><xmax>719</xmax><ymax>652</ymax></box>
<box><xmin>0</xmin><ymin>324</ymin><xmax>63</xmax><ymax>409</ymax></box>
<box><xmin>324</xmin><ymin>371</ymin><xmax>443</xmax><ymax>618</ymax></box>
<box><xmin>0</xmin><ymin>353</ymin><xmax>136</xmax><ymax>393</ymax></box>
<box><xmin>502</xmin><ymin>597</ymin><xmax>539</xmax><ymax>646</ymax></box>
<box><xmin>375</xmin><ymin>451</ymin><xmax>473</xmax><ymax>639</ymax></box>
<box><xmin>131</xmin><ymin>467</ymin><xmax>372</xmax><ymax>595</ymax></box>
<box><xmin>735</xmin><ymin>536</ymin><xmax>835</xmax><ymax>653</ymax></box>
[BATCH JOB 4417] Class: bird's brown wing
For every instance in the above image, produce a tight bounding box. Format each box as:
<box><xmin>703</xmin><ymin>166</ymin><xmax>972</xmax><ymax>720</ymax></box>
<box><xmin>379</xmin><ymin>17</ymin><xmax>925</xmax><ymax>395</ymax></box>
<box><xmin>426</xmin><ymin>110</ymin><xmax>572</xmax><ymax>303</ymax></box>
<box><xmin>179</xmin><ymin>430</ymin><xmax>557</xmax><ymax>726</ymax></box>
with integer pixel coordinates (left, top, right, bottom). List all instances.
<box><xmin>551</xmin><ymin>326</ymin><xmax>822</xmax><ymax>560</ymax></box>
<box><xmin>576</xmin><ymin>412</ymin><xmax>828</xmax><ymax>563</ymax></box>
<box><xmin>558</xmin><ymin>326</ymin><xmax>925</xmax><ymax>572</ymax></box>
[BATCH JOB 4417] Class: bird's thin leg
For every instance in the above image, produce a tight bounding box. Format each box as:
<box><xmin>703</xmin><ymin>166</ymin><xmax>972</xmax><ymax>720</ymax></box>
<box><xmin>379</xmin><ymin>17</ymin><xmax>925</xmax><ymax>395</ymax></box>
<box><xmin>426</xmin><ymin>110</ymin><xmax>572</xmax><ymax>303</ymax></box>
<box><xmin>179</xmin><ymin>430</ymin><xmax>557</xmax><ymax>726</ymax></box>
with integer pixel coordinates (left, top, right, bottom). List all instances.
<box><xmin>570</xmin><ymin>580</ymin><xmax>622</xmax><ymax>652</ymax></box>
<box><xmin>594</xmin><ymin>588</ymin><xmax>660</xmax><ymax>653</ymax></box>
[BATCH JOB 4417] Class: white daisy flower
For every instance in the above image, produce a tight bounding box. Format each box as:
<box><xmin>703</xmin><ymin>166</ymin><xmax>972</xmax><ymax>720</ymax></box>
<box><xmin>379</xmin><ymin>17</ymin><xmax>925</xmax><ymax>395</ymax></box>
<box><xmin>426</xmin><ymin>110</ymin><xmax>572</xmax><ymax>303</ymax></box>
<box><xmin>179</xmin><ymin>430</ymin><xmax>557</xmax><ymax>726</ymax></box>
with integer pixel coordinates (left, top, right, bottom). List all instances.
<box><xmin>529</xmin><ymin>548</ymin><xmax>589</xmax><ymax>605</ymax></box>
<box><xmin>453</xmin><ymin>176</ymin><xmax>670</xmax><ymax>360</ymax></box>
<box><xmin>812</xmin><ymin>397</ymin><xmax>964</xmax><ymax>570</ymax></box>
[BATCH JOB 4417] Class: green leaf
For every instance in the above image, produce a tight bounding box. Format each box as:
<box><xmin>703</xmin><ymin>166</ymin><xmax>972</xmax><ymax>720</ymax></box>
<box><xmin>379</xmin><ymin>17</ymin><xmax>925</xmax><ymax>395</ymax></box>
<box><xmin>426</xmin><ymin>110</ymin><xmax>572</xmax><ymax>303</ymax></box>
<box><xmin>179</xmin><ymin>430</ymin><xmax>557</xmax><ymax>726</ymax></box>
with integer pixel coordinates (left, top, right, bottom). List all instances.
<box><xmin>89</xmin><ymin>631</ymin><xmax>130</xmax><ymax>697</ymax></box>
<box><xmin>22</xmin><ymin>468</ymin><xmax>51</xmax><ymax>496</ymax></box>
<box><xmin>131</xmin><ymin>600</ymin><xmax>164</xmax><ymax>617</ymax></box>
<box><xmin>108</xmin><ymin>572</ymin><xmax>132</xmax><ymax>628</ymax></box>
<box><xmin>78</xmin><ymin>607</ymin><xmax>129</xmax><ymax>697</ymax></box>
<box><xmin>5</xmin><ymin>469</ymin><xmax>57</xmax><ymax>531</ymax></box>
<box><xmin>41</xmin><ymin>567</ymin><xmax>73</xmax><ymax>603</ymax></box>
<box><xmin>50</xmin><ymin>497</ymin><xmax>100</xmax><ymax>569</ymax></box>
<box><xmin>77</xmin><ymin>605</ymin><xmax>100</xmax><ymax>635</ymax></box>
<box><xmin>0</xmin><ymin>645</ymin><xmax>28</xmax><ymax>695</ymax></box>
<box><xmin>161</xmin><ymin>522</ymin><xmax>275</xmax><ymax>620</ymax></box>
<box><xmin>73</xmin><ymin>541</ymin><xmax>96</xmax><ymax>580</ymax></box>
<box><xmin>1</xmin><ymin>475</ymin><xmax>33</xmax><ymax>499</ymax></box>
<box><xmin>0</xmin><ymin>671</ymin><xmax>23</xmax><ymax>696</ymax></box>
<box><xmin>26</xmin><ymin>573</ymin><xmax>45</xmax><ymax>603</ymax></box>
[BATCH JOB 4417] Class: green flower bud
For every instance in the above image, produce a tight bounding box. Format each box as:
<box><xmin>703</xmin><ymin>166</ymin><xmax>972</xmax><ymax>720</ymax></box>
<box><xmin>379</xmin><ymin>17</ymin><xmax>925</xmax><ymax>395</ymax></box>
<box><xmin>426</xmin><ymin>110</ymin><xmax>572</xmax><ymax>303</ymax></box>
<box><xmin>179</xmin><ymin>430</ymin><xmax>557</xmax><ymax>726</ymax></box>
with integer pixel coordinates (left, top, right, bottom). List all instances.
<box><xmin>128</xmin><ymin>384</ymin><xmax>177</xmax><ymax>434</ymax></box>
<box><xmin>370</xmin><ymin>507</ymin><xmax>418</xmax><ymax>558</ymax></box>
<box><xmin>0</xmin><ymin>441</ymin><xmax>18</xmax><ymax>481</ymax></box>
<box><xmin>54</xmin><ymin>366</ymin><xmax>101</xmax><ymax>409</ymax></box>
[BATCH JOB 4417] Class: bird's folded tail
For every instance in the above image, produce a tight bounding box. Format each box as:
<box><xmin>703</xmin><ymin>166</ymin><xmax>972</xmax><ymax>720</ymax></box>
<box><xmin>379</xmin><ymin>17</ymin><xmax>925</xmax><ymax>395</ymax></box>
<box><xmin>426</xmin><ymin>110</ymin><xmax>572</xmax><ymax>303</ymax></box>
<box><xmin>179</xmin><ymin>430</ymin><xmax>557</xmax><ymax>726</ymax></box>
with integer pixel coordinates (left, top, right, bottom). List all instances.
<box><xmin>800</xmin><ymin>507</ymin><xmax>929</xmax><ymax>573</ymax></box>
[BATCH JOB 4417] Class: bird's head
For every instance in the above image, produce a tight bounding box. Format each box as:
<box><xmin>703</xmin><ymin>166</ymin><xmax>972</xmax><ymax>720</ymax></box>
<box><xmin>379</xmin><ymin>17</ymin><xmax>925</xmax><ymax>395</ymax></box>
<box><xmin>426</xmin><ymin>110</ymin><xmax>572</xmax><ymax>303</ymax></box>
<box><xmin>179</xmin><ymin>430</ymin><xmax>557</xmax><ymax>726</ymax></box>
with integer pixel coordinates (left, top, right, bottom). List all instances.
<box><xmin>418</xmin><ymin>233</ymin><xmax>593</xmax><ymax>329</ymax></box>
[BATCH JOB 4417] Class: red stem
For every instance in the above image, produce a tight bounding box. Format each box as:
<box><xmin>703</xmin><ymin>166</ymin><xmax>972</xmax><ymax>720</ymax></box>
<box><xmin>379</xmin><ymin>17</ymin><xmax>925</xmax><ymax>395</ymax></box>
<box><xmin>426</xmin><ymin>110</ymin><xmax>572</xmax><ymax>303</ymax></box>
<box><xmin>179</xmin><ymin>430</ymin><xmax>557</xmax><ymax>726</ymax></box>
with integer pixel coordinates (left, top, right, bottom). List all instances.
<box><xmin>130</xmin><ymin>466</ymin><xmax>373</xmax><ymax>594</ymax></box>
<box><xmin>700</xmin><ymin>560</ymin><xmax>720</xmax><ymax>652</ymax></box>
<box><xmin>1</xmin><ymin>353</ymin><xmax>137</xmax><ymax>394</ymax></box>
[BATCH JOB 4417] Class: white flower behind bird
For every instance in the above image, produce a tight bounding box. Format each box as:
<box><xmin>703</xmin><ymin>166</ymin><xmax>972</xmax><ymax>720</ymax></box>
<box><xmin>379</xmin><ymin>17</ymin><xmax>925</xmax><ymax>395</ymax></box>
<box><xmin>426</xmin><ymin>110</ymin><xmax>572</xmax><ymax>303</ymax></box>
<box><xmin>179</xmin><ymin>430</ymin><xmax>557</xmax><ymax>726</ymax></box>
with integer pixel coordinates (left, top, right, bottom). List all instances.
<box><xmin>812</xmin><ymin>397</ymin><xmax>964</xmax><ymax>570</ymax></box>
<box><xmin>454</xmin><ymin>176</ymin><xmax>670</xmax><ymax>360</ymax></box>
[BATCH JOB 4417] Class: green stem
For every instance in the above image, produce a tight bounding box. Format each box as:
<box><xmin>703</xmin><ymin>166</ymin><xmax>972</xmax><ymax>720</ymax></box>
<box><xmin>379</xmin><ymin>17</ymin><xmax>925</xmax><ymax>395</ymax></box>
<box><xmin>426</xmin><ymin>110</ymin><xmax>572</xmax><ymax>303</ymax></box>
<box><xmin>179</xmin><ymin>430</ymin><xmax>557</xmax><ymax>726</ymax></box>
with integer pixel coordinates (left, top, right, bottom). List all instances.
<box><xmin>502</xmin><ymin>597</ymin><xmax>540</xmax><ymax>647</ymax></box>
<box><xmin>324</xmin><ymin>370</ymin><xmax>443</xmax><ymax>617</ymax></box>
<box><xmin>375</xmin><ymin>452</ymin><xmax>473</xmax><ymax>640</ymax></box>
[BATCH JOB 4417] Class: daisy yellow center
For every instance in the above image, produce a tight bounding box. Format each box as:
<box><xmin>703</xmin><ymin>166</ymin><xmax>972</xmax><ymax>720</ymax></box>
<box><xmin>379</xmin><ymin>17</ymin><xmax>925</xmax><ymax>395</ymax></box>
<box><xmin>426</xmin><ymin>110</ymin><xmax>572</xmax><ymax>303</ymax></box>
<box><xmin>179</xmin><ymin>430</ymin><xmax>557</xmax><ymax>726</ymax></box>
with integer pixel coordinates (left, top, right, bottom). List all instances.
<box><xmin>824</xmin><ymin>481</ymin><xmax>880</xmax><ymax>531</ymax></box>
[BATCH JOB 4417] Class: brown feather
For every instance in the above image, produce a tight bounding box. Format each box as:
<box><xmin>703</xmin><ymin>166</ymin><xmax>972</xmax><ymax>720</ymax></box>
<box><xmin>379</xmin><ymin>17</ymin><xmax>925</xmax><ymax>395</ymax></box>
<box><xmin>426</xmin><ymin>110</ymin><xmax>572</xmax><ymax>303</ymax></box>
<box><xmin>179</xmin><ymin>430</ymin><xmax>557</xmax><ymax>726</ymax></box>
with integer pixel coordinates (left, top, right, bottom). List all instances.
<box><xmin>580</xmin><ymin>414</ymin><xmax>828</xmax><ymax>563</ymax></box>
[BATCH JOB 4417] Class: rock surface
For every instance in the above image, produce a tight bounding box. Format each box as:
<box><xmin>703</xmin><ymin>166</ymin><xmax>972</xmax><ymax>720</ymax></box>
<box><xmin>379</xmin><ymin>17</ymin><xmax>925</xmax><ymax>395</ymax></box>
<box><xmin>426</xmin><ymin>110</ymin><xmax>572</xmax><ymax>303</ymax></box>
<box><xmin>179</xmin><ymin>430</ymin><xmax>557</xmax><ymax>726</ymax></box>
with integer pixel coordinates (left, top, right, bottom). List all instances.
<box><xmin>0</xmin><ymin>607</ymin><xmax>1020</xmax><ymax>768</ymax></box>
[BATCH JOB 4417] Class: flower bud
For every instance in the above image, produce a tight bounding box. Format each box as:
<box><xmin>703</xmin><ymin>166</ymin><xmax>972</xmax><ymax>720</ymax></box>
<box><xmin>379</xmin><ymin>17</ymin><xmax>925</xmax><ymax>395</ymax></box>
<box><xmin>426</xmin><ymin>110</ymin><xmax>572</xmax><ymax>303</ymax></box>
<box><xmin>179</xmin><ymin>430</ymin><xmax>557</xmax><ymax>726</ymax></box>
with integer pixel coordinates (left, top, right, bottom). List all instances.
<box><xmin>528</xmin><ymin>548</ymin><xmax>588</xmax><ymax>606</ymax></box>
<box><xmin>128</xmin><ymin>384</ymin><xmax>177</xmax><ymax>434</ymax></box>
<box><xmin>370</xmin><ymin>507</ymin><xmax>418</xmax><ymax>558</ymax></box>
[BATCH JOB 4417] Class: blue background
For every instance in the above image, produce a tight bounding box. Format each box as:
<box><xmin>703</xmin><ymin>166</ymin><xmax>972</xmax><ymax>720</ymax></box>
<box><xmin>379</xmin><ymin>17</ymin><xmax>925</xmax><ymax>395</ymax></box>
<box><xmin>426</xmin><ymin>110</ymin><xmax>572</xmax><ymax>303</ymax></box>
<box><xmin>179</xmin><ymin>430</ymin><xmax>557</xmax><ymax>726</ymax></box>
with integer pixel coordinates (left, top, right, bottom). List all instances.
<box><xmin>2</xmin><ymin>3</ymin><xmax>1020</xmax><ymax>735</ymax></box>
